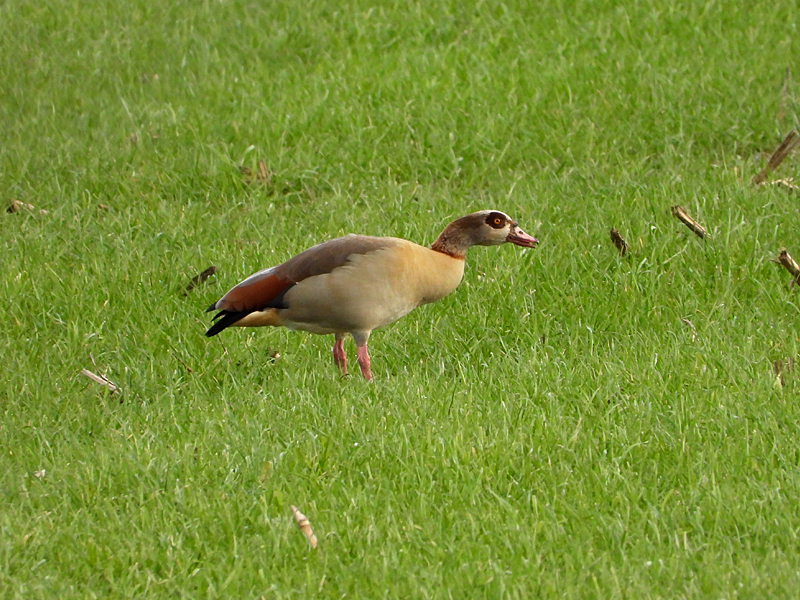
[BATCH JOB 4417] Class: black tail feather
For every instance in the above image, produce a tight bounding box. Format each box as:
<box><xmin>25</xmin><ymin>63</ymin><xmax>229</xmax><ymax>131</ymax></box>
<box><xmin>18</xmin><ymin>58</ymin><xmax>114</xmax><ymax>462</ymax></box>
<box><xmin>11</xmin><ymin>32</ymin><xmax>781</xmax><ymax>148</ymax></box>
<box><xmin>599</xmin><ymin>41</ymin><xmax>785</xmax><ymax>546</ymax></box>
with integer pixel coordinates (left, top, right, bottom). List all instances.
<box><xmin>206</xmin><ymin>302</ymin><xmax>218</xmax><ymax>313</ymax></box>
<box><xmin>205</xmin><ymin>311</ymin><xmax>251</xmax><ymax>337</ymax></box>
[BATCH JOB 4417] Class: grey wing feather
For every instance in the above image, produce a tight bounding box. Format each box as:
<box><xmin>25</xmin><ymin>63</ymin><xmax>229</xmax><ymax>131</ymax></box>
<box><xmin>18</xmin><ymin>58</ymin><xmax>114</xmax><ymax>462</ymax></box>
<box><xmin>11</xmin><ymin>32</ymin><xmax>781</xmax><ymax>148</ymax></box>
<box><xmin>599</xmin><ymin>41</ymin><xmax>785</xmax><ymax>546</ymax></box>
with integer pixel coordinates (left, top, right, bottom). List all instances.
<box><xmin>274</xmin><ymin>235</ymin><xmax>401</xmax><ymax>282</ymax></box>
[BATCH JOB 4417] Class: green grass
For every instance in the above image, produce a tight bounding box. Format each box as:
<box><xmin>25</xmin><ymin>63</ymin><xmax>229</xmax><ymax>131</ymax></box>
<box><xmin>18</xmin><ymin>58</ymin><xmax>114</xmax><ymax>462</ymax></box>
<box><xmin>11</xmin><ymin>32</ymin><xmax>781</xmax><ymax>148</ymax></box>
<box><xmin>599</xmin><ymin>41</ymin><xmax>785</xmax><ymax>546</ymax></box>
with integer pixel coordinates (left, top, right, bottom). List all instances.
<box><xmin>2</xmin><ymin>0</ymin><xmax>800</xmax><ymax>597</ymax></box>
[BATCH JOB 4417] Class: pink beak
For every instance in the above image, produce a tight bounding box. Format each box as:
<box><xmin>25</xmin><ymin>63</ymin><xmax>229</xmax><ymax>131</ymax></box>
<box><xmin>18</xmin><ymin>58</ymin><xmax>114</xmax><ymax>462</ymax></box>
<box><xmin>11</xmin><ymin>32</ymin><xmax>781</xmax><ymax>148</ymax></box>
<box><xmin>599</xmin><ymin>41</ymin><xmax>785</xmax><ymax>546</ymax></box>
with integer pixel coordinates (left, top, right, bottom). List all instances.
<box><xmin>506</xmin><ymin>226</ymin><xmax>539</xmax><ymax>248</ymax></box>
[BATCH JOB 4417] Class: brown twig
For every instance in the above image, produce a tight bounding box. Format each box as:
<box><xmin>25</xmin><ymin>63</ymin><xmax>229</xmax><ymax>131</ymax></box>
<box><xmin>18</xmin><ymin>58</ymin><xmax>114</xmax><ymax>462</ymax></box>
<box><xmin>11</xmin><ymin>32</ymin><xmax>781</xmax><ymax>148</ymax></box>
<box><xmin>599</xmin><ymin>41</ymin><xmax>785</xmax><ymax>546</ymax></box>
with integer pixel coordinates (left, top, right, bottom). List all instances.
<box><xmin>609</xmin><ymin>228</ymin><xmax>629</xmax><ymax>256</ymax></box>
<box><xmin>772</xmin><ymin>249</ymin><xmax>800</xmax><ymax>286</ymax></box>
<box><xmin>671</xmin><ymin>206</ymin><xmax>707</xmax><ymax>239</ymax></box>
<box><xmin>753</xmin><ymin>130</ymin><xmax>800</xmax><ymax>185</ymax></box>
<box><xmin>79</xmin><ymin>369</ymin><xmax>119</xmax><ymax>393</ymax></box>
<box><xmin>184</xmin><ymin>266</ymin><xmax>217</xmax><ymax>295</ymax></box>
<box><xmin>291</xmin><ymin>505</ymin><xmax>318</xmax><ymax>549</ymax></box>
<box><xmin>170</xmin><ymin>350</ymin><xmax>194</xmax><ymax>373</ymax></box>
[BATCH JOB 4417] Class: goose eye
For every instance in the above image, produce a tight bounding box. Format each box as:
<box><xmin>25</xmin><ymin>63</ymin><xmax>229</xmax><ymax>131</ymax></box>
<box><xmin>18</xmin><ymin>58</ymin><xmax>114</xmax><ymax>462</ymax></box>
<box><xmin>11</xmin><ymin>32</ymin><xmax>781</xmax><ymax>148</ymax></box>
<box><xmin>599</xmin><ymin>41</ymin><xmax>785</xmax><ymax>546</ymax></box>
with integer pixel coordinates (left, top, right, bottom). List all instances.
<box><xmin>485</xmin><ymin>212</ymin><xmax>506</xmax><ymax>229</ymax></box>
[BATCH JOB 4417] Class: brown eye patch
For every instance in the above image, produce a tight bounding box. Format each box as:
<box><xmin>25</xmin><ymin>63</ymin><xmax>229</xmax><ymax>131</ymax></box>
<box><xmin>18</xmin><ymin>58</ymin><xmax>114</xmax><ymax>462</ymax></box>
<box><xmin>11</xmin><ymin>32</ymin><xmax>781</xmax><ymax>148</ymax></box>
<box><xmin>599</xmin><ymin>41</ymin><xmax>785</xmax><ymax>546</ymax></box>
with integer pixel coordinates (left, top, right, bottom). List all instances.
<box><xmin>485</xmin><ymin>212</ymin><xmax>506</xmax><ymax>229</ymax></box>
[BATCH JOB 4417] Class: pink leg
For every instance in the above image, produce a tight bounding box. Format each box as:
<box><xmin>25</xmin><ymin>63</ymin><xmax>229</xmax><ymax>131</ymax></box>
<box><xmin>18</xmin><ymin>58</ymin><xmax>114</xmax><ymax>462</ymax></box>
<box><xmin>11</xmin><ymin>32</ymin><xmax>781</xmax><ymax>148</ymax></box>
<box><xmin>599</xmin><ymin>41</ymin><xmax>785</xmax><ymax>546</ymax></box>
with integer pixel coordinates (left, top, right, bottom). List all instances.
<box><xmin>332</xmin><ymin>334</ymin><xmax>347</xmax><ymax>375</ymax></box>
<box><xmin>355</xmin><ymin>344</ymin><xmax>372</xmax><ymax>381</ymax></box>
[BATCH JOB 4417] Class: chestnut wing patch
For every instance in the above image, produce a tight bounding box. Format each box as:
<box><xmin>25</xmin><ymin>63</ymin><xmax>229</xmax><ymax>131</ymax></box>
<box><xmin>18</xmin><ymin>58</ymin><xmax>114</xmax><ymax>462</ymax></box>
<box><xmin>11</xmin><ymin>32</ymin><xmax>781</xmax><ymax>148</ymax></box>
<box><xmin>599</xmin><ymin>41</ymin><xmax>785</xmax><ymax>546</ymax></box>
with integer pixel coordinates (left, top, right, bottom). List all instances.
<box><xmin>210</xmin><ymin>268</ymin><xmax>294</xmax><ymax>313</ymax></box>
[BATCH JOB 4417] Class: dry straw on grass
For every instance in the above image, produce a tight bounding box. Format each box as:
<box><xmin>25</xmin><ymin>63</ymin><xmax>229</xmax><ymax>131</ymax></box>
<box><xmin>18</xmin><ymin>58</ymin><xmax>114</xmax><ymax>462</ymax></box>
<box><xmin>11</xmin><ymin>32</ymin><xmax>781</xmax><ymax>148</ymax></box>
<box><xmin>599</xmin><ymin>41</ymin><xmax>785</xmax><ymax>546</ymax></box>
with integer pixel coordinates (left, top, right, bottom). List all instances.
<box><xmin>753</xmin><ymin>130</ymin><xmax>799</xmax><ymax>186</ymax></box>
<box><xmin>291</xmin><ymin>505</ymin><xmax>318</xmax><ymax>549</ymax></box>
<box><xmin>671</xmin><ymin>206</ymin><xmax>707</xmax><ymax>239</ymax></box>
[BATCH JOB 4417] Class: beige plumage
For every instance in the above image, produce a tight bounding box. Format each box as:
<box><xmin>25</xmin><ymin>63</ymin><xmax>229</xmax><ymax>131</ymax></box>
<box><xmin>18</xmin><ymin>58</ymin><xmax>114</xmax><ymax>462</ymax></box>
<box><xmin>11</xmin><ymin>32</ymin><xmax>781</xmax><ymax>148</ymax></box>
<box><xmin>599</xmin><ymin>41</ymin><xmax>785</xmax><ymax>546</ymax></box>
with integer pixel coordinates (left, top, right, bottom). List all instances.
<box><xmin>207</xmin><ymin>210</ymin><xmax>538</xmax><ymax>379</ymax></box>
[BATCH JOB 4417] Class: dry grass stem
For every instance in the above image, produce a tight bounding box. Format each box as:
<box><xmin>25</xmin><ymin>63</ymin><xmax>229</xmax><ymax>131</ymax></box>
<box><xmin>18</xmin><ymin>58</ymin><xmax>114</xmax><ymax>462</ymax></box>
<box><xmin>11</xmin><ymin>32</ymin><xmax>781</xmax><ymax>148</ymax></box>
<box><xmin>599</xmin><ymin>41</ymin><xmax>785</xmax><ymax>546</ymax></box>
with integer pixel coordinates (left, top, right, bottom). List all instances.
<box><xmin>240</xmin><ymin>160</ymin><xmax>272</xmax><ymax>185</ymax></box>
<box><xmin>753</xmin><ymin>130</ymin><xmax>799</xmax><ymax>185</ymax></box>
<box><xmin>772</xmin><ymin>249</ymin><xmax>800</xmax><ymax>286</ymax></box>
<box><xmin>609</xmin><ymin>228</ymin><xmax>629</xmax><ymax>256</ymax></box>
<box><xmin>772</xmin><ymin>178</ymin><xmax>800</xmax><ymax>194</ymax></box>
<box><xmin>291</xmin><ymin>505</ymin><xmax>318</xmax><ymax>549</ymax></box>
<box><xmin>184</xmin><ymin>266</ymin><xmax>217</xmax><ymax>295</ymax></box>
<box><xmin>257</xmin><ymin>160</ymin><xmax>271</xmax><ymax>184</ymax></box>
<box><xmin>170</xmin><ymin>350</ymin><xmax>193</xmax><ymax>373</ymax></box>
<box><xmin>79</xmin><ymin>369</ymin><xmax>119</xmax><ymax>393</ymax></box>
<box><xmin>671</xmin><ymin>206</ymin><xmax>707</xmax><ymax>239</ymax></box>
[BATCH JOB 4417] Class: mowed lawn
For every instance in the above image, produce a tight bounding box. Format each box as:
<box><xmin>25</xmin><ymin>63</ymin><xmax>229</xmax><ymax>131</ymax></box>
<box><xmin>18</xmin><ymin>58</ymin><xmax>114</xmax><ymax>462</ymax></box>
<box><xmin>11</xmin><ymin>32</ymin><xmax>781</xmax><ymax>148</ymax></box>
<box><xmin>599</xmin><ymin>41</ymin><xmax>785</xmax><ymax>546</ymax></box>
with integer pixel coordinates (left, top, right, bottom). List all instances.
<box><xmin>2</xmin><ymin>0</ymin><xmax>800</xmax><ymax>597</ymax></box>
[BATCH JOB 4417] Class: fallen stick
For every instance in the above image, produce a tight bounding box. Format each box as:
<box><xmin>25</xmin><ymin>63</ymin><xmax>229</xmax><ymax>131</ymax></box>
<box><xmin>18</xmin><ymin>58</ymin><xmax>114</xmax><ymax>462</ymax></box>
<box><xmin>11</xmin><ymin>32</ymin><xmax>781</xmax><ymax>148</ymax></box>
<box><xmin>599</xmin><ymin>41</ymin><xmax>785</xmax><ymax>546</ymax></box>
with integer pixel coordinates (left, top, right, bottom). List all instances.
<box><xmin>184</xmin><ymin>266</ymin><xmax>217</xmax><ymax>295</ymax></box>
<box><xmin>291</xmin><ymin>505</ymin><xmax>318</xmax><ymax>549</ymax></box>
<box><xmin>79</xmin><ymin>369</ymin><xmax>118</xmax><ymax>393</ymax></box>
<box><xmin>753</xmin><ymin>130</ymin><xmax>799</xmax><ymax>185</ymax></box>
<box><xmin>170</xmin><ymin>350</ymin><xmax>194</xmax><ymax>373</ymax></box>
<box><xmin>609</xmin><ymin>228</ymin><xmax>629</xmax><ymax>256</ymax></box>
<box><xmin>772</xmin><ymin>249</ymin><xmax>800</xmax><ymax>286</ymax></box>
<box><xmin>671</xmin><ymin>206</ymin><xmax>707</xmax><ymax>239</ymax></box>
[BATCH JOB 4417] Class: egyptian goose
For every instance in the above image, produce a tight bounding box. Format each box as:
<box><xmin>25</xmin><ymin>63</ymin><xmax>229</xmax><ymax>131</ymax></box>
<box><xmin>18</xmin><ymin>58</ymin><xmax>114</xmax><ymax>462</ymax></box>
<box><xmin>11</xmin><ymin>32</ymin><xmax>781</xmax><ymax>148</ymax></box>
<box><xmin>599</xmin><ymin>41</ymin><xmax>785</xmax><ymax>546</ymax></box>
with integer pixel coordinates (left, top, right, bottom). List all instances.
<box><xmin>206</xmin><ymin>210</ymin><xmax>538</xmax><ymax>380</ymax></box>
